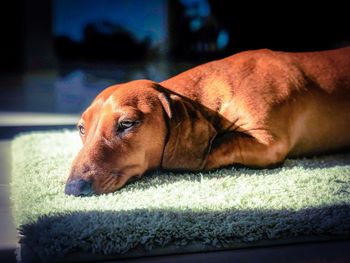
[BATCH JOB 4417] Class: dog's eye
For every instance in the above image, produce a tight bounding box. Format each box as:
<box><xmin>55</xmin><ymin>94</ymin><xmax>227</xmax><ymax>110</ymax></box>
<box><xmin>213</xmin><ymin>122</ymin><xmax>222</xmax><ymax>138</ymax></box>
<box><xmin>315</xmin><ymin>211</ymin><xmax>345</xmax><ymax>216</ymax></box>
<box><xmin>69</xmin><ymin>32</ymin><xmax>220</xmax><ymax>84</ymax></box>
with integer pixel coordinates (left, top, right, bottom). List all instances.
<box><xmin>119</xmin><ymin>120</ymin><xmax>139</xmax><ymax>131</ymax></box>
<box><xmin>78</xmin><ymin>124</ymin><xmax>85</xmax><ymax>135</ymax></box>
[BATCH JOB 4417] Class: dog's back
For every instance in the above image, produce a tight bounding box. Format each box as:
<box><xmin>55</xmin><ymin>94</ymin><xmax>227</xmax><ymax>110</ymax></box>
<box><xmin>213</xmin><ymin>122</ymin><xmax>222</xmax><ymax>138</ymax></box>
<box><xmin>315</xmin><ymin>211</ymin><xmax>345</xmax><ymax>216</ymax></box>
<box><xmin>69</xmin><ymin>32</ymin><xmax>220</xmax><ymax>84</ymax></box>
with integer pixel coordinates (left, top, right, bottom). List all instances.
<box><xmin>162</xmin><ymin>48</ymin><xmax>350</xmax><ymax>156</ymax></box>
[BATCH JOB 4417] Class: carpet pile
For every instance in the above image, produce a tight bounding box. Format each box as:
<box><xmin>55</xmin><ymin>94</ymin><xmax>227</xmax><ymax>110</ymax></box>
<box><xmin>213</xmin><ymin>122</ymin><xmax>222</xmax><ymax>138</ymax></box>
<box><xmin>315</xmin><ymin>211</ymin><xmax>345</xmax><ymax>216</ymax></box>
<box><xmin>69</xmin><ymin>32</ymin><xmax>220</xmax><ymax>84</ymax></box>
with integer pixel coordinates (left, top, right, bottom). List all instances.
<box><xmin>10</xmin><ymin>131</ymin><xmax>350</xmax><ymax>262</ymax></box>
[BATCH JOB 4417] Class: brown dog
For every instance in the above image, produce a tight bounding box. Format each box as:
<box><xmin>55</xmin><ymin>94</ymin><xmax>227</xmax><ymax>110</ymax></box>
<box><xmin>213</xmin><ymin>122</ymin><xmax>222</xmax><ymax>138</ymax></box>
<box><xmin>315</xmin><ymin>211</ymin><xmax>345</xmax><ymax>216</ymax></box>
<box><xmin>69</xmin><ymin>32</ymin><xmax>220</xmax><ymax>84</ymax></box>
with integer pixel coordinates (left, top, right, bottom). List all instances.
<box><xmin>65</xmin><ymin>47</ymin><xmax>350</xmax><ymax>196</ymax></box>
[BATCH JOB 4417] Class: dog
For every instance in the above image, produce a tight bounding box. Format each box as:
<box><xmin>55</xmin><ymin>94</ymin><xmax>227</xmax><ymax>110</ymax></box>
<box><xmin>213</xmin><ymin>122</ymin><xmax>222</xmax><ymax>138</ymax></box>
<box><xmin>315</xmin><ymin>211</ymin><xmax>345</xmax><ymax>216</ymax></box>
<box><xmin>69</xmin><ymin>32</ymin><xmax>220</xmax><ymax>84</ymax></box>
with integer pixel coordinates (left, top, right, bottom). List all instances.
<box><xmin>65</xmin><ymin>47</ymin><xmax>350</xmax><ymax>196</ymax></box>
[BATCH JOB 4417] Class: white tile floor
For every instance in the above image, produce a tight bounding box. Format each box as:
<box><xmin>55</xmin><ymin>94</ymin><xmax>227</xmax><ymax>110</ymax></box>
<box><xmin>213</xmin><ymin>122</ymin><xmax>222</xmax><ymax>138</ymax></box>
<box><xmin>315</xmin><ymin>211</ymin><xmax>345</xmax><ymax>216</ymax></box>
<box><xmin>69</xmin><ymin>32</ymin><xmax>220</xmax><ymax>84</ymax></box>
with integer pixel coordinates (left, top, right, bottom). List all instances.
<box><xmin>0</xmin><ymin>139</ymin><xmax>17</xmax><ymax>262</ymax></box>
<box><xmin>0</xmin><ymin>112</ymin><xmax>79</xmax><ymax>127</ymax></box>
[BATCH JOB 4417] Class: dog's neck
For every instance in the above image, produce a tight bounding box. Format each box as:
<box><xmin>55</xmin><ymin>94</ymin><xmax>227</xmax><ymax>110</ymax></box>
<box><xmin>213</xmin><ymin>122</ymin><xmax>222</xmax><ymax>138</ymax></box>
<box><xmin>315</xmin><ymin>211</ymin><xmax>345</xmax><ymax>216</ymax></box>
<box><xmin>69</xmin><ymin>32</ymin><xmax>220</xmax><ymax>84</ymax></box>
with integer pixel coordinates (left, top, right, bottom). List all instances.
<box><xmin>160</xmin><ymin>70</ymin><xmax>235</xmax><ymax>134</ymax></box>
<box><xmin>161</xmin><ymin>67</ymin><xmax>206</xmax><ymax>102</ymax></box>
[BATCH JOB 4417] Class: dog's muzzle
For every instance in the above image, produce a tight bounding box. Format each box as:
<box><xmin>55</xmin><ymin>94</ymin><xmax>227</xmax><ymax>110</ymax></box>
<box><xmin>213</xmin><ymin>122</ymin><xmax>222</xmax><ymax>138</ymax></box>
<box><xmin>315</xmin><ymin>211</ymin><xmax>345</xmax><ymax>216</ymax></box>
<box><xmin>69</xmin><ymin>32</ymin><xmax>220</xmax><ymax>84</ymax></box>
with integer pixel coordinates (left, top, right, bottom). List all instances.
<box><xmin>65</xmin><ymin>179</ymin><xmax>94</xmax><ymax>197</ymax></box>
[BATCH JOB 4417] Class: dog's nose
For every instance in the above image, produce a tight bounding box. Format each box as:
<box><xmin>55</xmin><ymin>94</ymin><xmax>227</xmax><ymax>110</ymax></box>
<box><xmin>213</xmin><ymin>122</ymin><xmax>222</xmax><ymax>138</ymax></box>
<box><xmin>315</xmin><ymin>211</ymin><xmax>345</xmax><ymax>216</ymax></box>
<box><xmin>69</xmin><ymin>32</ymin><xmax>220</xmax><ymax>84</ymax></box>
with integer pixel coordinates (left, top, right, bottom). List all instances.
<box><xmin>65</xmin><ymin>179</ymin><xmax>94</xmax><ymax>196</ymax></box>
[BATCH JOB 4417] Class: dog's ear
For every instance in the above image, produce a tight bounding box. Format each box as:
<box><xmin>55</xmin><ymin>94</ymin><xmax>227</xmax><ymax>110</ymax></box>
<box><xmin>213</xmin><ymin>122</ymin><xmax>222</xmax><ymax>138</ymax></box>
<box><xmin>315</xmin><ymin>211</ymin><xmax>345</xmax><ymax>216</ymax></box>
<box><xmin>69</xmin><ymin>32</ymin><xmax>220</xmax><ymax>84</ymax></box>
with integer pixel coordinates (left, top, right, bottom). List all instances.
<box><xmin>158</xmin><ymin>93</ymin><xmax>217</xmax><ymax>171</ymax></box>
<box><xmin>158</xmin><ymin>93</ymin><xmax>172</xmax><ymax>119</ymax></box>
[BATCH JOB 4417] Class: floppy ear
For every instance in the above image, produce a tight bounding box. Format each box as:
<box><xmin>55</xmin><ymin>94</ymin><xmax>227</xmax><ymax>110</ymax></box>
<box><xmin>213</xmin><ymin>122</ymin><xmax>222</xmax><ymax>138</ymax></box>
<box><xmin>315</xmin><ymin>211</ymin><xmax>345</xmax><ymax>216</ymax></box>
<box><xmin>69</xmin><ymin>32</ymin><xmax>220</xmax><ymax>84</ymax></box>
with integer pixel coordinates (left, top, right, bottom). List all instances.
<box><xmin>158</xmin><ymin>93</ymin><xmax>217</xmax><ymax>171</ymax></box>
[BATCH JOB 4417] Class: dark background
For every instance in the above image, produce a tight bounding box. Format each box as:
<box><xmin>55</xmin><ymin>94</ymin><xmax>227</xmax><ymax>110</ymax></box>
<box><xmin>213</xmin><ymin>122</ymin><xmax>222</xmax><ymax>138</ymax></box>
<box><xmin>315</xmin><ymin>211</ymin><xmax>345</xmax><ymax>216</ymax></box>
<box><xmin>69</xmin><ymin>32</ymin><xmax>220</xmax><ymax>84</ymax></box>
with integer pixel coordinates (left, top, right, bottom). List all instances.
<box><xmin>0</xmin><ymin>2</ymin><xmax>349</xmax><ymax>261</ymax></box>
<box><xmin>2</xmin><ymin>0</ymin><xmax>350</xmax><ymax>72</ymax></box>
<box><xmin>0</xmin><ymin>0</ymin><xmax>349</xmax><ymax>114</ymax></box>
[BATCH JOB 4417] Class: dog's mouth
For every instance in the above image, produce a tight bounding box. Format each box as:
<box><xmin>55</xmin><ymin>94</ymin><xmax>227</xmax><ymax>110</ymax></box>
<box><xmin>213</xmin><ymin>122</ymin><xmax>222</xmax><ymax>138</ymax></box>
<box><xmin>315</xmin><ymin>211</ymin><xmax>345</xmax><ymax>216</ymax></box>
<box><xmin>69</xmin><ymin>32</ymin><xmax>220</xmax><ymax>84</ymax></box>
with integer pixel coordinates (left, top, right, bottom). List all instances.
<box><xmin>94</xmin><ymin>172</ymin><xmax>123</xmax><ymax>194</ymax></box>
<box><xmin>65</xmin><ymin>168</ymin><xmax>143</xmax><ymax>196</ymax></box>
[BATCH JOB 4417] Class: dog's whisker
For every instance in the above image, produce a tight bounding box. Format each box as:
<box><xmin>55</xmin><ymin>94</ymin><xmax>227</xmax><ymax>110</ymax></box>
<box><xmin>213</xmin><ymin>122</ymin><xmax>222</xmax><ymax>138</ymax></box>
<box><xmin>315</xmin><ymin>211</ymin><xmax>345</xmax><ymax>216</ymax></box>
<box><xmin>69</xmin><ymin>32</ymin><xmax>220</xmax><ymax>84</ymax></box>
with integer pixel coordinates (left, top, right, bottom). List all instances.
<box><xmin>101</xmin><ymin>176</ymin><xmax>114</xmax><ymax>188</ymax></box>
<box><xmin>103</xmin><ymin>177</ymin><xmax>117</xmax><ymax>192</ymax></box>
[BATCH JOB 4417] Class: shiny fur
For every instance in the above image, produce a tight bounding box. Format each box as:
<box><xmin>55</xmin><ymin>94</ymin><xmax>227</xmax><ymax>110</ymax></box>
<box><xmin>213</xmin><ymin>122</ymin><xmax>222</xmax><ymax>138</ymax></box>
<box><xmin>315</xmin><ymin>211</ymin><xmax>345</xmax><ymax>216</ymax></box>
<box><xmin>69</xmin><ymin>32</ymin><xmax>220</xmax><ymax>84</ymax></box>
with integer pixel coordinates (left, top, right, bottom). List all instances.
<box><xmin>67</xmin><ymin>48</ymin><xmax>350</xmax><ymax>194</ymax></box>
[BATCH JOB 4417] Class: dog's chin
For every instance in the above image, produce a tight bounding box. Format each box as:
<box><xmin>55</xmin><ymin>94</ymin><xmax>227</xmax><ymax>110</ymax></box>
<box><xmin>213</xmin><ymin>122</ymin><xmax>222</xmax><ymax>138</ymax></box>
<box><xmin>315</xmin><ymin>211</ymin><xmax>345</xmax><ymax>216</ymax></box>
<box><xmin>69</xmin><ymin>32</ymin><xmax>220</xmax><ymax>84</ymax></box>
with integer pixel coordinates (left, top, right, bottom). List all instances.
<box><xmin>88</xmin><ymin>173</ymin><xmax>120</xmax><ymax>194</ymax></box>
<box><xmin>125</xmin><ymin>174</ymin><xmax>142</xmax><ymax>185</ymax></box>
<box><xmin>79</xmin><ymin>166</ymin><xmax>145</xmax><ymax>195</ymax></box>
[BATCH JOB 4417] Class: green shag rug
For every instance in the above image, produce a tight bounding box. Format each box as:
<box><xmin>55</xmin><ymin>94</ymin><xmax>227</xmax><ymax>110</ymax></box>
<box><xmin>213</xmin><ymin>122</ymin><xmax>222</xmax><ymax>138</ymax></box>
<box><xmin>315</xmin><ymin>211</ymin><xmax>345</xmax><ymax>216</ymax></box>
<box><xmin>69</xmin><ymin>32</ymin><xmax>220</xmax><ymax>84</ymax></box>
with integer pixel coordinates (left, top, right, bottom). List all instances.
<box><xmin>11</xmin><ymin>131</ymin><xmax>350</xmax><ymax>262</ymax></box>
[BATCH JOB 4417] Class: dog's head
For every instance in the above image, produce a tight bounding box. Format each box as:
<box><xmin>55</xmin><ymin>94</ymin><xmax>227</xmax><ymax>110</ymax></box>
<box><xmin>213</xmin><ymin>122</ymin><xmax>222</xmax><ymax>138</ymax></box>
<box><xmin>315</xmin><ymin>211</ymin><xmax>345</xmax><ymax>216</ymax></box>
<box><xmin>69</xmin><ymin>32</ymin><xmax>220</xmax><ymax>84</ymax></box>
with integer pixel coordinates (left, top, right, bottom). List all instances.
<box><xmin>65</xmin><ymin>80</ymin><xmax>216</xmax><ymax>196</ymax></box>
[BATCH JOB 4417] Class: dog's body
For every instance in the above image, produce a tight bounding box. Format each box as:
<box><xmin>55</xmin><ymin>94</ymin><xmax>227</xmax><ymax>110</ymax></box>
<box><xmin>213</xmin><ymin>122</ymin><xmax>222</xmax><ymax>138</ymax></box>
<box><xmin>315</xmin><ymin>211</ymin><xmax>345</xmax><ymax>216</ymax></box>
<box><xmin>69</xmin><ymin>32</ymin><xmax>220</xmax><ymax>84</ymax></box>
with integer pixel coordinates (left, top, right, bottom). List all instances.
<box><xmin>66</xmin><ymin>48</ymin><xmax>350</xmax><ymax>196</ymax></box>
<box><xmin>162</xmin><ymin>48</ymin><xmax>350</xmax><ymax>168</ymax></box>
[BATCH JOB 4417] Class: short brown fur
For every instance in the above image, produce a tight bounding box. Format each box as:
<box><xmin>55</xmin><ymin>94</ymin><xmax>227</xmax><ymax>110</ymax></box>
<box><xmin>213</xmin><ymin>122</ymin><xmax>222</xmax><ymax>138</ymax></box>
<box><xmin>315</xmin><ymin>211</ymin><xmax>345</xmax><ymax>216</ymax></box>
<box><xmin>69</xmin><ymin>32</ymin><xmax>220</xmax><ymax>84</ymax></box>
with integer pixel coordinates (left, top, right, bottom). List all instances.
<box><xmin>67</xmin><ymin>48</ymin><xmax>350</xmax><ymax>194</ymax></box>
